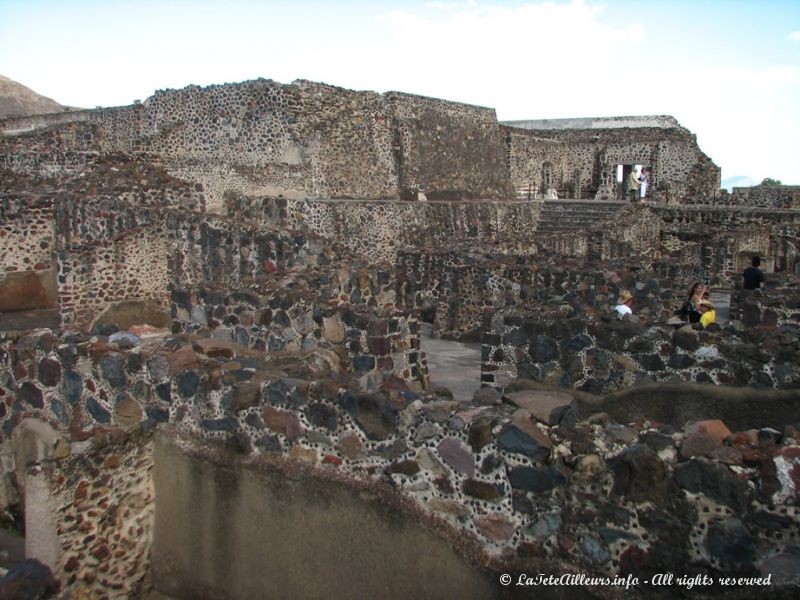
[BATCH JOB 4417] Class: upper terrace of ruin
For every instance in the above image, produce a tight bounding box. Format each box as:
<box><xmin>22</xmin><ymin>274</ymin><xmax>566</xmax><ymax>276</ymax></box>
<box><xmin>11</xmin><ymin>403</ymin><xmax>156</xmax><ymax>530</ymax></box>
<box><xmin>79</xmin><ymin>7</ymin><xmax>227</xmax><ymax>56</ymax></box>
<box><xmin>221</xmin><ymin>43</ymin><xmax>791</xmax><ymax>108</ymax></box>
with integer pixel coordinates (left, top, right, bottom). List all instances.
<box><xmin>502</xmin><ymin>114</ymin><xmax>683</xmax><ymax>130</ymax></box>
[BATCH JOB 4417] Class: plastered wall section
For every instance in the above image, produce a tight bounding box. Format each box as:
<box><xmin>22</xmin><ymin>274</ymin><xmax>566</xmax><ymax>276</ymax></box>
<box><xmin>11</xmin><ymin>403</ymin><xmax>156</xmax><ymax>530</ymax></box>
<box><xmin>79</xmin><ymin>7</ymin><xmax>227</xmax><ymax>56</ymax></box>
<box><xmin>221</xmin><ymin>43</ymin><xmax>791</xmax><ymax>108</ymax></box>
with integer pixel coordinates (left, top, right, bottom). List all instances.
<box><xmin>151</xmin><ymin>433</ymin><xmax>498</xmax><ymax>600</ymax></box>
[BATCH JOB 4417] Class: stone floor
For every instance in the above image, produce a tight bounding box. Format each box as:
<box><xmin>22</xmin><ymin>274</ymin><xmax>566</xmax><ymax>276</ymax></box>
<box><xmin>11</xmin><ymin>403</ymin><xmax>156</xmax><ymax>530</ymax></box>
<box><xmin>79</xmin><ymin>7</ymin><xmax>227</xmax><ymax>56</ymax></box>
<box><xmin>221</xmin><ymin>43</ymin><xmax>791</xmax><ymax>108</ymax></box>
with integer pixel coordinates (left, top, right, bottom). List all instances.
<box><xmin>420</xmin><ymin>324</ymin><xmax>482</xmax><ymax>402</ymax></box>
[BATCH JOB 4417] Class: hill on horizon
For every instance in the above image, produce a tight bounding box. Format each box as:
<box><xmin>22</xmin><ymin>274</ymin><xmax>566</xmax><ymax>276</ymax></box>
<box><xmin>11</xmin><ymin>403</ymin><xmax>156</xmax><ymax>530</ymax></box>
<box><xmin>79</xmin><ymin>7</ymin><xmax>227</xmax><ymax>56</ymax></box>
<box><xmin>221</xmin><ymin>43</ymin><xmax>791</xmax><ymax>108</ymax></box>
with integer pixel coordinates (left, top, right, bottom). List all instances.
<box><xmin>0</xmin><ymin>74</ymin><xmax>65</xmax><ymax>119</ymax></box>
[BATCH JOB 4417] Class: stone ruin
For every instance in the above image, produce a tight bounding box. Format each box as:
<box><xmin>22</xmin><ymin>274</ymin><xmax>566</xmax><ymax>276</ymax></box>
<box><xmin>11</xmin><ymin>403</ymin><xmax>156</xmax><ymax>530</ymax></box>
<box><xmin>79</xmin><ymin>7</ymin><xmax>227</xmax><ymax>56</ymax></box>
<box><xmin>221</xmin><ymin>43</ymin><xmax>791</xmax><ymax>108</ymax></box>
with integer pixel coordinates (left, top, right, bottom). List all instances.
<box><xmin>0</xmin><ymin>77</ymin><xmax>799</xmax><ymax>599</ymax></box>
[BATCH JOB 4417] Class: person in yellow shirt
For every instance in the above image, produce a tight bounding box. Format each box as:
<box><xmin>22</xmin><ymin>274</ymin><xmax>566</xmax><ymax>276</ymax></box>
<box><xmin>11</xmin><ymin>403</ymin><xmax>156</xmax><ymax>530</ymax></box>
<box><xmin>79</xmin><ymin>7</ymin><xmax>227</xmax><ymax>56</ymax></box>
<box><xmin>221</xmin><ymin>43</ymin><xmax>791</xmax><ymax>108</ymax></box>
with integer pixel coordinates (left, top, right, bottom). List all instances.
<box><xmin>698</xmin><ymin>299</ymin><xmax>716</xmax><ymax>328</ymax></box>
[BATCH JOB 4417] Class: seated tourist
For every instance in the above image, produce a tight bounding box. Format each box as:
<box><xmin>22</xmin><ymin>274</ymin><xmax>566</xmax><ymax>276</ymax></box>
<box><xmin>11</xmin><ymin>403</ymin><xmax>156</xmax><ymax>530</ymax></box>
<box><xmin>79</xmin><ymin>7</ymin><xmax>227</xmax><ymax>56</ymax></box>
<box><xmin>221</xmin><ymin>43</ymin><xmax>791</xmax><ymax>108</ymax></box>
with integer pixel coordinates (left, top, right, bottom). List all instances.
<box><xmin>614</xmin><ymin>290</ymin><xmax>634</xmax><ymax>317</ymax></box>
<box><xmin>677</xmin><ymin>281</ymin><xmax>704</xmax><ymax>323</ymax></box>
<box><xmin>698</xmin><ymin>298</ymin><xmax>716</xmax><ymax>328</ymax></box>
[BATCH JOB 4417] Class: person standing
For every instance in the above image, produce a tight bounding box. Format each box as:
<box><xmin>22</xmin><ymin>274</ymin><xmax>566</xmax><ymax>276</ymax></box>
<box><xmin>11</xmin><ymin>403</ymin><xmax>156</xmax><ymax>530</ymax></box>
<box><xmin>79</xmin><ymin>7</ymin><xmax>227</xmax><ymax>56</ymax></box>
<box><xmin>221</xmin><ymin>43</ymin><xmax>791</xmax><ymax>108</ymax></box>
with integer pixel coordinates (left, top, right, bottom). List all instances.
<box><xmin>639</xmin><ymin>168</ymin><xmax>649</xmax><ymax>200</ymax></box>
<box><xmin>742</xmin><ymin>256</ymin><xmax>765</xmax><ymax>290</ymax></box>
<box><xmin>627</xmin><ymin>168</ymin><xmax>641</xmax><ymax>203</ymax></box>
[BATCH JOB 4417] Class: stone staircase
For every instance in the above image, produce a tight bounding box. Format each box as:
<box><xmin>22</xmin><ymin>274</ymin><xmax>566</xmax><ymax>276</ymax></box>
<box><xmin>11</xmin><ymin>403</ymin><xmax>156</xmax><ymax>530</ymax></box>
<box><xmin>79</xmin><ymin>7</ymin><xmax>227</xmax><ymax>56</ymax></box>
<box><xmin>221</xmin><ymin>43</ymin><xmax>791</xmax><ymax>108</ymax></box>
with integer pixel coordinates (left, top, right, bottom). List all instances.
<box><xmin>535</xmin><ymin>199</ymin><xmax>628</xmax><ymax>233</ymax></box>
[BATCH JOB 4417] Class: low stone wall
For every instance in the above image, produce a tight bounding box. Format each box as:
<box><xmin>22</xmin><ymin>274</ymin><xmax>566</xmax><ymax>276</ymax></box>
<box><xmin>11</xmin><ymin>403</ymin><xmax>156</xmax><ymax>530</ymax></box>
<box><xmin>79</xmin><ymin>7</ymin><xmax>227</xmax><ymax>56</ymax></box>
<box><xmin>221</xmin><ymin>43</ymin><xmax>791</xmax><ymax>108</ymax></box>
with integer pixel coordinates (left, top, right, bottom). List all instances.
<box><xmin>731</xmin><ymin>186</ymin><xmax>800</xmax><ymax>209</ymax></box>
<box><xmin>398</xmin><ymin>252</ymin><xmax>670</xmax><ymax>340</ymax></box>
<box><xmin>481</xmin><ymin>293</ymin><xmax>800</xmax><ymax>392</ymax></box>
<box><xmin>1</xmin><ymin>329</ymin><xmax>798</xmax><ymax>598</ymax></box>
<box><xmin>169</xmin><ymin>287</ymin><xmax>426</xmax><ymax>389</ymax></box>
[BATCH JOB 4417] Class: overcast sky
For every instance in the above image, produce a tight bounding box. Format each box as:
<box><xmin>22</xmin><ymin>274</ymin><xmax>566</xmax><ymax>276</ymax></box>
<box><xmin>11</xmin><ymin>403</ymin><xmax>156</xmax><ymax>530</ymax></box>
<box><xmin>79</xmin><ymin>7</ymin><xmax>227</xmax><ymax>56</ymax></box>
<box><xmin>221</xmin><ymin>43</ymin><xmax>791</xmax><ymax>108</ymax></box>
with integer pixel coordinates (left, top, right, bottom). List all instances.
<box><xmin>1</xmin><ymin>0</ymin><xmax>798</xmax><ymax>185</ymax></box>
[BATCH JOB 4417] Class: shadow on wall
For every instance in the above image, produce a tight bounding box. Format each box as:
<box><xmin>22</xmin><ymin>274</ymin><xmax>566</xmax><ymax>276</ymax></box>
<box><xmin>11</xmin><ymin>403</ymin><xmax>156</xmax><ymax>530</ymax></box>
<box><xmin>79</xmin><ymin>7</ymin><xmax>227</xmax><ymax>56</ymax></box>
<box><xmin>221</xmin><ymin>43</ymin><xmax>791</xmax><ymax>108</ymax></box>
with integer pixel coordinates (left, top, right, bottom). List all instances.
<box><xmin>505</xmin><ymin>379</ymin><xmax>800</xmax><ymax>432</ymax></box>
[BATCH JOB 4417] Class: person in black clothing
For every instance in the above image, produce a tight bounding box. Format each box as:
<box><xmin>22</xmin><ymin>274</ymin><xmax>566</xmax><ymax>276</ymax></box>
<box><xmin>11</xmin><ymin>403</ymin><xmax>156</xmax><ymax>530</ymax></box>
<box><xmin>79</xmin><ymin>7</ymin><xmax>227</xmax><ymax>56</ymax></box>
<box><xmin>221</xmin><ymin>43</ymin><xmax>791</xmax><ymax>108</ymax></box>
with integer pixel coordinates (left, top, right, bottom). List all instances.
<box><xmin>677</xmin><ymin>281</ymin><xmax>704</xmax><ymax>323</ymax></box>
<box><xmin>742</xmin><ymin>256</ymin><xmax>765</xmax><ymax>290</ymax></box>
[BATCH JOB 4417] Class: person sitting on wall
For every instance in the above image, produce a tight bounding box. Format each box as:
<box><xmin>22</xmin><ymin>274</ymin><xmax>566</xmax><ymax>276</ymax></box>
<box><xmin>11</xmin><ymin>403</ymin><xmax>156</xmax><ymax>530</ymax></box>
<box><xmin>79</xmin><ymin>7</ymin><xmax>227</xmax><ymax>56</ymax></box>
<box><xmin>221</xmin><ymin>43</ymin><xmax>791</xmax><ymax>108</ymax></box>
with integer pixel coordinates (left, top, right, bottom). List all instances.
<box><xmin>627</xmin><ymin>168</ymin><xmax>641</xmax><ymax>203</ymax></box>
<box><xmin>614</xmin><ymin>290</ymin><xmax>634</xmax><ymax>317</ymax></box>
<box><xmin>697</xmin><ymin>298</ymin><xmax>716</xmax><ymax>328</ymax></box>
<box><xmin>742</xmin><ymin>255</ymin><xmax>765</xmax><ymax>290</ymax></box>
<box><xmin>677</xmin><ymin>281</ymin><xmax>704</xmax><ymax>323</ymax></box>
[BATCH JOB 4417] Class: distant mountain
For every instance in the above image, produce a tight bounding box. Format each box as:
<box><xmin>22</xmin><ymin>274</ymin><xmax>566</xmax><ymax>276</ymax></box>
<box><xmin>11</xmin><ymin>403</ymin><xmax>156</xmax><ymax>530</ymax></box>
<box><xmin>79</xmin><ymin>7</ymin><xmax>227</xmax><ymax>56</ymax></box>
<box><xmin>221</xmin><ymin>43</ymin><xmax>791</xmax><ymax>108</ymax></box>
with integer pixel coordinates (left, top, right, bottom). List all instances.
<box><xmin>721</xmin><ymin>175</ymin><xmax>758</xmax><ymax>192</ymax></box>
<box><xmin>0</xmin><ymin>74</ymin><xmax>64</xmax><ymax>119</ymax></box>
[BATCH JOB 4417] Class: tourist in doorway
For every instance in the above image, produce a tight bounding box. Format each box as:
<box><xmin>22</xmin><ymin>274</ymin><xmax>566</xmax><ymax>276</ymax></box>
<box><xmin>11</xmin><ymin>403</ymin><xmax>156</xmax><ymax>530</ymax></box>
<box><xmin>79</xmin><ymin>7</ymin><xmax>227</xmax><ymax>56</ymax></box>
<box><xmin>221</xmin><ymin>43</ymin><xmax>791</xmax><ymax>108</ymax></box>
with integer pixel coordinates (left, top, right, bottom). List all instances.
<box><xmin>698</xmin><ymin>298</ymin><xmax>716</xmax><ymax>328</ymax></box>
<box><xmin>614</xmin><ymin>290</ymin><xmax>634</xmax><ymax>317</ymax></box>
<box><xmin>742</xmin><ymin>256</ymin><xmax>765</xmax><ymax>290</ymax></box>
<box><xmin>639</xmin><ymin>168</ymin><xmax>649</xmax><ymax>200</ymax></box>
<box><xmin>627</xmin><ymin>168</ymin><xmax>640</xmax><ymax>203</ymax></box>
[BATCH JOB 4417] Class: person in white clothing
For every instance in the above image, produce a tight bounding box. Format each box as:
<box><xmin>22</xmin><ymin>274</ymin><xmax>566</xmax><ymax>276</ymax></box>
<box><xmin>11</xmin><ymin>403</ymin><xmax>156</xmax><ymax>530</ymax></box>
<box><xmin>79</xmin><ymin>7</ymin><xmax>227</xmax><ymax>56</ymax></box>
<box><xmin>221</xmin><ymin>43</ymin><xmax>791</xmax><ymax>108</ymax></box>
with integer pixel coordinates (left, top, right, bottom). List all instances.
<box><xmin>640</xmin><ymin>168</ymin><xmax>649</xmax><ymax>199</ymax></box>
<box><xmin>614</xmin><ymin>290</ymin><xmax>634</xmax><ymax>317</ymax></box>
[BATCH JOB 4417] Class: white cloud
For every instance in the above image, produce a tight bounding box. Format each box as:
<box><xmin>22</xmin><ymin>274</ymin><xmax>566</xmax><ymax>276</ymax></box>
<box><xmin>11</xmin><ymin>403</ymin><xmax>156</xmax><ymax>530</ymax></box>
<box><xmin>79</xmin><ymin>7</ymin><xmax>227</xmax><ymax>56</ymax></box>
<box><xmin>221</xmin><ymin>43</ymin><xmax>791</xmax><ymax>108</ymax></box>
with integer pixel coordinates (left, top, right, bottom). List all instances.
<box><xmin>789</xmin><ymin>31</ymin><xmax>800</xmax><ymax>42</ymax></box>
<box><xmin>373</xmin><ymin>0</ymin><xmax>646</xmax><ymax>115</ymax></box>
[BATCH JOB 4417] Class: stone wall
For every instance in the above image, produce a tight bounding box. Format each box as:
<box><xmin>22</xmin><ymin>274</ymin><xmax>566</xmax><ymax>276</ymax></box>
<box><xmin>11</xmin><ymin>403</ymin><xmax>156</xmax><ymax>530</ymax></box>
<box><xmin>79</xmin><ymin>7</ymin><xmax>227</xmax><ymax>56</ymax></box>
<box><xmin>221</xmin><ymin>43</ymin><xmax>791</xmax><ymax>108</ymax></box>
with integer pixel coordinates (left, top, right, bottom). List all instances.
<box><xmin>44</xmin><ymin>431</ymin><xmax>154</xmax><ymax>598</ymax></box>
<box><xmin>653</xmin><ymin>205</ymin><xmax>800</xmax><ymax>277</ymax></box>
<box><xmin>0</xmin><ymin>192</ymin><xmax>54</xmax><ymax>272</ymax></box>
<box><xmin>481</xmin><ymin>282</ymin><xmax>800</xmax><ymax>393</ymax></box>
<box><xmin>1</xmin><ymin>328</ymin><xmax>798</xmax><ymax>598</ymax></box>
<box><xmin>1</xmin><ymin>79</ymin><xmax>517</xmax><ymax>210</ymax></box>
<box><xmin>386</xmin><ymin>92</ymin><xmax>513</xmax><ymax>200</ymax></box>
<box><xmin>228</xmin><ymin>195</ymin><xmax>543</xmax><ymax>264</ymax></box>
<box><xmin>397</xmin><ymin>251</ymin><xmax>667</xmax><ymax>340</ymax></box>
<box><xmin>730</xmin><ymin>185</ymin><xmax>800</xmax><ymax>209</ymax></box>
<box><xmin>503</xmin><ymin>123</ymin><xmax>721</xmax><ymax>201</ymax></box>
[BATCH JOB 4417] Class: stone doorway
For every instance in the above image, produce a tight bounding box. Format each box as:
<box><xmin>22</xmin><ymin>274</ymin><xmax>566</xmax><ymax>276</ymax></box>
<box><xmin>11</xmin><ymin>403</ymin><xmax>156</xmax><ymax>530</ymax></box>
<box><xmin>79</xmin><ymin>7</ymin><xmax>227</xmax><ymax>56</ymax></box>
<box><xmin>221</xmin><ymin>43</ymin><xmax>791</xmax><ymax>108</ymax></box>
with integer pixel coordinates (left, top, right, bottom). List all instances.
<box><xmin>616</xmin><ymin>163</ymin><xmax>644</xmax><ymax>201</ymax></box>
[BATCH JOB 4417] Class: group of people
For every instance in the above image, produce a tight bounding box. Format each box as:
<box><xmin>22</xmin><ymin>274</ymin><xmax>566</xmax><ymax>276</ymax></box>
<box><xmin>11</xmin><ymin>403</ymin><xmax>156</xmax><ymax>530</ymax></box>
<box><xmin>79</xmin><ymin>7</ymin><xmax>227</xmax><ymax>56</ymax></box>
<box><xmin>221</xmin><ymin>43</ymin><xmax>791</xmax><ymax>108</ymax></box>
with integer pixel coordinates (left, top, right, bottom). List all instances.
<box><xmin>626</xmin><ymin>167</ymin><xmax>649</xmax><ymax>202</ymax></box>
<box><xmin>613</xmin><ymin>255</ymin><xmax>766</xmax><ymax>326</ymax></box>
<box><xmin>677</xmin><ymin>281</ymin><xmax>716</xmax><ymax>327</ymax></box>
<box><xmin>614</xmin><ymin>282</ymin><xmax>717</xmax><ymax>327</ymax></box>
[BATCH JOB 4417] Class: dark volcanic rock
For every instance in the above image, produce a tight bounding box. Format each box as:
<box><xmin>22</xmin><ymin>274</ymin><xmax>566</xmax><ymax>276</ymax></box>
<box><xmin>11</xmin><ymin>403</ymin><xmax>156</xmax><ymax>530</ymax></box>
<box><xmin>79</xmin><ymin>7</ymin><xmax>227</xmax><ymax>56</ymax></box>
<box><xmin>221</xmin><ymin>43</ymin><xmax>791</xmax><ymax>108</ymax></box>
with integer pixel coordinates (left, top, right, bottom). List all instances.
<box><xmin>0</xmin><ymin>559</ymin><xmax>60</xmax><ymax>600</ymax></box>
<box><xmin>706</xmin><ymin>518</ymin><xmax>755</xmax><ymax>567</ymax></box>
<box><xmin>99</xmin><ymin>355</ymin><xmax>127</xmax><ymax>388</ymax></box>
<box><xmin>306</xmin><ymin>402</ymin><xmax>338</xmax><ymax>431</ymax></box>
<box><xmin>508</xmin><ymin>465</ymin><xmax>566</xmax><ymax>493</ymax></box>
<box><xmin>85</xmin><ymin>397</ymin><xmax>111</xmax><ymax>424</ymax></box>
<box><xmin>608</xmin><ymin>445</ymin><xmax>673</xmax><ymax>503</ymax></box>
<box><xmin>17</xmin><ymin>381</ymin><xmax>44</xmax><ymax>410</ymax></box>
<box><xmin>468</xmin><ymin>417</ymin><xmax>494</xmax><ymax>452</ymax></box>
<box><xmin>673</xmin><ymin>459</ymin><xmax>752</xmax><ymax>513</ymax></box>
<box><xmin>176</xmin><ymin>369</ymin><xmax>200</xmax><ymax>398</ymax></box>
<box><xmin>62</xmin><ymin>370</ymin><xmax>83</xmax><ymax>405</ymax></box>
<box><xmin>529</xmin><ymin>335</ymin><xmax>559</xmax><ymax>362</ymax></box>
<box><xmin>496</xmin><ymin>424</ymin><xmax>550</xmax><ymax>462</ymax></box>
<box><xmin>462</xmin><ymin>478</ymin><xmax>502</xmax><ymax>501</ymax></box>
<box><xmin>37</xmin><ymin>358</ymin><xmax>61</xmax><ymax>387</ymax></box>
<box><xmin>386</xmin><ymin>460</ymin><xmax>420</xmax><ymax>477</ymax></box>
<box><xmin>341</xmin><ymin>393</ymin><xmax>398</xmax><ymax>441</ymax></box>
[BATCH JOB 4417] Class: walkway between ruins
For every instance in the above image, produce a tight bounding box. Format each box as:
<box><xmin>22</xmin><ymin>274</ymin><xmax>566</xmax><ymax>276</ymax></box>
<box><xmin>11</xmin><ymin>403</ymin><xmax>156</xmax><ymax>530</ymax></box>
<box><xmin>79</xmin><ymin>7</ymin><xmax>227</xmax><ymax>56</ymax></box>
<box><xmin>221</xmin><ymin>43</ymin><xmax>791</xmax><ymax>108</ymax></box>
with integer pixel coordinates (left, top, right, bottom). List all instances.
<box><xmin>420</xmin><ymin>323</ymin><xmax>482</xmax><ymax>402</ymax></box>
